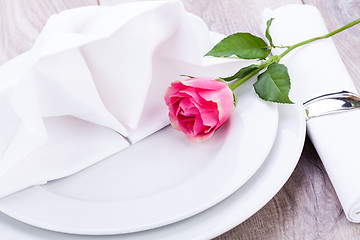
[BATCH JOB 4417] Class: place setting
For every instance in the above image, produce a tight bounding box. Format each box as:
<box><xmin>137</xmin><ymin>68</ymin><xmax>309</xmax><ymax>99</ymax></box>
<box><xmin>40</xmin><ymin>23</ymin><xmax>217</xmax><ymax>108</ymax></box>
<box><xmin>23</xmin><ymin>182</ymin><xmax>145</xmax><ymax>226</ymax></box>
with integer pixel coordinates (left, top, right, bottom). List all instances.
<box><xmin>0</xmin><ymin>1</ymin><xmax>359</xmax><ymax>239</ymax></box>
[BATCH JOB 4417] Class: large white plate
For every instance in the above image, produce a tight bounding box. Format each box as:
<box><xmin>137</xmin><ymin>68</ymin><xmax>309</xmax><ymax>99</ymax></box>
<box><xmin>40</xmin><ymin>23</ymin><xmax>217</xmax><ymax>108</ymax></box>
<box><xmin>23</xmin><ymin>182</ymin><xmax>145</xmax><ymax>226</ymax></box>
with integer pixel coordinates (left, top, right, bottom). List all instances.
<box><xmin>0</xmin><ymin>84</ymin><xmax>278</xmax><ymax>235</ymax></box>
<box><xmin>0</xmin><ymin>101</ymin><xmax>305</xmax><ymax>240</ymax></box>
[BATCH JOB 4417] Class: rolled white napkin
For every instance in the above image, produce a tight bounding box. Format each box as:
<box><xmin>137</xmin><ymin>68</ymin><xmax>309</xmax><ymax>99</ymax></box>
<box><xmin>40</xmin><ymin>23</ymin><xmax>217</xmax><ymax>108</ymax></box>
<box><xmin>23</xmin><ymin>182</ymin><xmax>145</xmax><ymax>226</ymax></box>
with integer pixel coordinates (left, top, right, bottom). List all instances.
<box><xmin>0</xmin><ymin>0</ymin><xmax>244</xmax><ymax>198</ymax></box>
<box><xmin>263</xmin><ymin>5</ymin><xmax>360</xmax><ymax>222</ymax></box>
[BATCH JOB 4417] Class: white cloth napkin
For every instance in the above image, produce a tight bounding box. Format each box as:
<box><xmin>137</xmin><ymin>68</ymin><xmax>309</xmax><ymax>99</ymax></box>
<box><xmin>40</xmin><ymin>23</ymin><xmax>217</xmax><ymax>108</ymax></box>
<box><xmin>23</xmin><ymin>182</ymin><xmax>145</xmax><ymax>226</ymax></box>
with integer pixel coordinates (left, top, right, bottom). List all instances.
<box><xmin>263</xmin><ymin>5</ymin><xmax>360</xmax><ymax>222</ymax></box>
<box><xmin>0</xmin><ymin>0</ymin><xmax>244</xmax><ymax>198</ymax></box>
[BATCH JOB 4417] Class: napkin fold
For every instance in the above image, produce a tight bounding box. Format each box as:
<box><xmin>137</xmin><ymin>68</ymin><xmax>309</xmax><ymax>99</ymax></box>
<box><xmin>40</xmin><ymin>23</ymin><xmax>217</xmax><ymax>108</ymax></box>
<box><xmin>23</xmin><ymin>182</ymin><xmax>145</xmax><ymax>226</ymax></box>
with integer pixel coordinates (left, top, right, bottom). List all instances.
<box><xmin>262</xmin><ymin>5</ymin><xmax>360</xmax><ymax>222</ymax></box>
<box><xmin>0</xmin><ymin>0</ymin><xmax>244</xmax><ymax>198</ymax></box>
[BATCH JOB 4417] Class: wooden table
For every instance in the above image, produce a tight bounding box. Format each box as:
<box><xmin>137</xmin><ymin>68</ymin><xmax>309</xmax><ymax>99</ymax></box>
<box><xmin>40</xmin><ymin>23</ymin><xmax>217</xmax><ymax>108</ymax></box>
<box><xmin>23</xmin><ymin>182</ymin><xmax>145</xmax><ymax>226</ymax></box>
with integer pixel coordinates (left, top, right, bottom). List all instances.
<box><xmin>1</xmin><ymin>0</ymin><xmax>360</xmax><ymax>239</ymax></box>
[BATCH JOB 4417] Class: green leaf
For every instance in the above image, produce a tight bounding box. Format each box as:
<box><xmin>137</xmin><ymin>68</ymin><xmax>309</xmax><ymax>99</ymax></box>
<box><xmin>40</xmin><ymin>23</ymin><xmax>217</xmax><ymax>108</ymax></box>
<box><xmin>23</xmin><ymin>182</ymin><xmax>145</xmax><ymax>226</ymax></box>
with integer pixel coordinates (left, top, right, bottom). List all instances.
<box><xmin>253</xmin><ymin>62</ymin><xmax>294</xmax><ymax>104</ymax></box>
<box><xmin>221</xmin><ymin>64</ymin><xmax>259</xmax><ymax>81</ymax></box>
<box><xmin>265</xmin><ymin>18</ymin><xmax>275</xmax><ymax>47</ymax></box>
<box><xmin>205</xmin><ymin>33</ymin><xmax>271</xmax><ymax>59</ymax></box>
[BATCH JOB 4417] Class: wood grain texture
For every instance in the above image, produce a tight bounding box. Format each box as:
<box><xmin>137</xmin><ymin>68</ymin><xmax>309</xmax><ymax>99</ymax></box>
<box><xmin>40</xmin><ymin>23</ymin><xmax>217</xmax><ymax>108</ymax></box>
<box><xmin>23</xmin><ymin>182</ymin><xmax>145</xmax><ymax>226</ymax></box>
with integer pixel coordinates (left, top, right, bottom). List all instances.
<box><xmin>181</xmin><ymin>0</ymin><xmax>300</xmax><ymax>36</ymax></box>
<box><xmin>1</xmin><ymin>0</ymin><xmax>360</xmax><ymax>239</ymax></box>
<box><xmin>0</xmin><ymin>0</ymin><xmax>98</xmax><ymax>65</ymax></box>
<box><xmin>100</xmin><ymin>0</ymin><xmax>300</xmax><ymax>35</ymax></box>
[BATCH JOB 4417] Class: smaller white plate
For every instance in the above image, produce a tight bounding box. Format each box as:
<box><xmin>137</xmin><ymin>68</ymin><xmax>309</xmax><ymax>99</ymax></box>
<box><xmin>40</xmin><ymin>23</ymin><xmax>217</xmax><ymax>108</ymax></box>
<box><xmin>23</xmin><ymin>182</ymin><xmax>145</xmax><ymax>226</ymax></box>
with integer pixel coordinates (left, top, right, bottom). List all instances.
<box><xmin>0</xmin><ymin>85</ymin><xmax>278</xmax><ymax>235</ymax></box>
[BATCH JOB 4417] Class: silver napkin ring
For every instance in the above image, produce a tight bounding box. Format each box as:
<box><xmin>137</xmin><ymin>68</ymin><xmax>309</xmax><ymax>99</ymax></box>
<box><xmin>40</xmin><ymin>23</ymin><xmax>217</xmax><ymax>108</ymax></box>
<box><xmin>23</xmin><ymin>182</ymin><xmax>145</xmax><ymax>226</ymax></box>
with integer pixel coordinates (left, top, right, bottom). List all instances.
<box><xmin>303</xmin><ymin>90</ymin><xmax>360</xmax><ymax>120</ymax></box>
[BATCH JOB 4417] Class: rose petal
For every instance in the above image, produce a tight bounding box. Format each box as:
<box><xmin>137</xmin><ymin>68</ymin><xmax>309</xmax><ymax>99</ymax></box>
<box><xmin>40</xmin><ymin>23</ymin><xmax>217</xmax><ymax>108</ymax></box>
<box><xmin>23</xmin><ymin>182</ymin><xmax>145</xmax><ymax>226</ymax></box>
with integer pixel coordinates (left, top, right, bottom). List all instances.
<box><xmin>177</xmin><ymin>93</ymin><xmax>220</xmax><ymax>130</ymax></box>
<box><xmin>168</xmin><ymin>111</ymin><xmax>181</xmax><ymax>131</ymax></box>
<box><xmin>181</xmin><ymin>77</ymin><xmax>225</xmax><ymax>91</ymax></box>
<box><xmin>177</xmin><ymin>102</ymin><xmax>205</xmax><ymax>136</ymax></box>
<box><xmin>198</xmin><ymin>87</ymin><xmax>233</xmax><ymax>124</ymax></box>
<box><xmin>178</xmin><ymin>98</ymin><xmax>198</xmax><ymax>117</ymax></box>
<box><xmin>176</xmin><ymin>88</ymin><xmax>208</xmax><ymax>107</ymax></box>
<box><xmin>198</xmin><ymin>107</ymin><xmax>219</xmax><ymax>127</ymax></box>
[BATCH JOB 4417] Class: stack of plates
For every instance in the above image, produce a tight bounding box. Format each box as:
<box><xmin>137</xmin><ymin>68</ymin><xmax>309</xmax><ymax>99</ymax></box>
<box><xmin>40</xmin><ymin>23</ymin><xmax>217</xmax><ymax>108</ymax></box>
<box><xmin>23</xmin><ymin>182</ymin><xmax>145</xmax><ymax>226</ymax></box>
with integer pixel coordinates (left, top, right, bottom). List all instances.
<box><xmin>0</xmin><ymin>81</ymin><xmax>306</xmax><ymax>239</ymax></box>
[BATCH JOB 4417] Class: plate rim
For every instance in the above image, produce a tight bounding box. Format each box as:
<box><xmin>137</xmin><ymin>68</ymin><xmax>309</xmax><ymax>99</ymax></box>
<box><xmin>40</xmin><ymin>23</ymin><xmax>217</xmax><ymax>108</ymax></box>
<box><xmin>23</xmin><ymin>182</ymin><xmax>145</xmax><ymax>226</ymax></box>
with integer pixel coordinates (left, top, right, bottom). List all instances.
<box><xmin>0</xmin><ymin>103</ymin><xmax>306</xmax><ymax>240</ymax></box>
<box><xmin>0</xmin><ymin>89</ymin><xmax>279</xmax><ymax>235</ymax></box>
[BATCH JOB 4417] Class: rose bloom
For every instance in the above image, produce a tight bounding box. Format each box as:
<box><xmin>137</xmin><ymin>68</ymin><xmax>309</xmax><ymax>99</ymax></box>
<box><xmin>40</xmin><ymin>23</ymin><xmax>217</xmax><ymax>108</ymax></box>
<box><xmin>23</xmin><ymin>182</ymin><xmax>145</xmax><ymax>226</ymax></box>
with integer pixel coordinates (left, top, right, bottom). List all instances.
<box><xmin>164</xmin><ymin>77</ymin><xmax>234</xmax><ymax>142</ymax></box>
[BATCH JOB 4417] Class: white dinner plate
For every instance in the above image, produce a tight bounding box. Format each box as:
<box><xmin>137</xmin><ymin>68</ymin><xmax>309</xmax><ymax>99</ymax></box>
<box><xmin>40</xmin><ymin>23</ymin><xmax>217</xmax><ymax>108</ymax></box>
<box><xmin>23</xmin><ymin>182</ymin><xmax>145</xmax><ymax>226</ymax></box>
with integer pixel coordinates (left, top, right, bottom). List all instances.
<box><xmin>0</xmin><ymin>83</ymin><xmax>278</xmax><ymax>235</ymax></box>
<box><xmin>0</xmin><ymin>99</ymin><xmax>306</xmax><ymax>240</ymax></box>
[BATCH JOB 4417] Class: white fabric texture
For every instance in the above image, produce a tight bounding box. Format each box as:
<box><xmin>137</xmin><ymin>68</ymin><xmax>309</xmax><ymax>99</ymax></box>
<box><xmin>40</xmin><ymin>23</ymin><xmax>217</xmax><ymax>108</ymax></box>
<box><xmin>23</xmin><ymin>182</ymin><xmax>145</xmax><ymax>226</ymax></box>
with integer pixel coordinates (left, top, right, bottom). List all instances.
<box><xmin>0</xmin><ymin>0</ymin><xmax>245</xmax><ymax>198</ymax></box>
<box><xmin>263</xmin><ymin>4</ymin><xmax>360</xmax><ymax>222</ymax></box>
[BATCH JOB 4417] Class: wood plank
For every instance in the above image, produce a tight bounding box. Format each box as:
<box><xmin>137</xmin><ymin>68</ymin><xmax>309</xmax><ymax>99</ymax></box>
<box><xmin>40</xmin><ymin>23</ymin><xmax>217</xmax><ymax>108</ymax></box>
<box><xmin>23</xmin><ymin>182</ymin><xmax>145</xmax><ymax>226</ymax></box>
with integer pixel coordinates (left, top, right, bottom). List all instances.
<box><xmin>0</xmin><ymin>0</ymin><xmax>98</xmax><ymax>64</ymax></box>
<box><xmin>181</xmin><ymin>0</ymin><xmax>301</xmax><ymax>35</ymax></box>
<box><xmin>100</xmin><ymin>0</ymin><xmax>135</xmax><ymax>5</ymax></box>
<box><xmin>100</xmin><ymin>0</ymin><xmax>300</xmax><ymax>35</ymax></box>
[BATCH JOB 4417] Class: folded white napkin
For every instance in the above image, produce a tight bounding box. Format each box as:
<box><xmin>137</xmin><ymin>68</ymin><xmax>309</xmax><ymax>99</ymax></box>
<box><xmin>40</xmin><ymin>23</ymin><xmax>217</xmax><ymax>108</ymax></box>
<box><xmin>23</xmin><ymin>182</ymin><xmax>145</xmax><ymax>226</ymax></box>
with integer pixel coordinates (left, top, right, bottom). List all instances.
<box><xmin>263</xmin><ymin>5</ymin><xmax>360</xmax><ymax>222</ymax></box>
<box><xmin>0</xmin><ymin>0</ymin><xmax>244</xmax><ymax>198</ymax></box>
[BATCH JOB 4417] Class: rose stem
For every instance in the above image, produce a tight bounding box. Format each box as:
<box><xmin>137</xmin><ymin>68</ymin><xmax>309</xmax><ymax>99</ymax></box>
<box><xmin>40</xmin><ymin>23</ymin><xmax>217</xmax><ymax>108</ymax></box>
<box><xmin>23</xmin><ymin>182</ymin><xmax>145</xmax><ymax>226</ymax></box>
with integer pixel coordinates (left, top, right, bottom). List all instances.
<box><xmin>228</xmin><ymin>17</ymin><xmax>360</xmax><ymax>91</ymax></box>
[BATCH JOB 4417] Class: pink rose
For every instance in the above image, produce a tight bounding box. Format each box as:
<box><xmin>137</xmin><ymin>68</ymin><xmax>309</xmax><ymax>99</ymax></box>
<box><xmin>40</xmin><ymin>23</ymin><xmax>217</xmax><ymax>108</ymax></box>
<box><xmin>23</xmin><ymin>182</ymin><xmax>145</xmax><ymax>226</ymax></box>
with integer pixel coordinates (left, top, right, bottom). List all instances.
<box><xmin>164</xmin><ymin>77</ymin><xmax>234</xmax><ymax>142</ymax></box>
